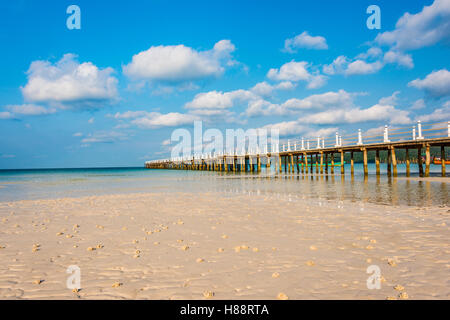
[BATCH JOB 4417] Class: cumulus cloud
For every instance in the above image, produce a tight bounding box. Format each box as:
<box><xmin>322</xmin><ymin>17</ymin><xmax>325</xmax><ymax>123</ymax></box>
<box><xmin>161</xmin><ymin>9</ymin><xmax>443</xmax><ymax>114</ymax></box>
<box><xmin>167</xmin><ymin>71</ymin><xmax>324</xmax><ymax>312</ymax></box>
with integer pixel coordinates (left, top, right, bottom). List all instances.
<box><xmin>408</xmin><ymin>69</ymin><xmax>450</xmax><ymax>97</ymax></box>
<box><xmin>378</xmin><ymin>91</ymin><xmax>400</xmax><ymax>106</ymax></box>
<box><xmin>245</xmin><ymin>90</ymin><xmax>356</xmax><ymax>117</ymax></box>
<box><xmin>81</xmin><ymin>131</ymin><xmax>129</xmax><ymax>144</ymax></box>
<box><xmin>267</xmin><ymin>61</ymin><xmax>327</xmax><ymax>89</ymax></box>
<box><xmin>416</xmin><ymin>101</ymin><xmax>450</xmax><ymax>121</ymax></box>
<box><xmin>0</xmin><ymin>111</ymin><xmax>13</xmax><ymax>119</ymax></box>
<box><xmin>112</xmin><ymin>111</ymin><xmax>198</xmax><ymax>129</ymax></box>
<box><xmin>345</xmin><ymin>60</ymin><xmax>383</xmax><ymax>75</ymax></box>
<box><xmin>123</xmin><ymin>40</ymin><xmax>236</xmax><ymax>83</ymax></box>
<box><xmin>411</xmin><ymin>98</ymin><xmax>426</xmax><ymax>110</ymax></box>
<box><xmin>375</xmin><ymin>0</ymin><xmax>450</xmax><ymax>51</ymax></box>
<box><xmin>5</xmin><ymin>104</ymin><xmax>56</xmax><ymax>116</ymax></box>
<box><xmin>21</xmin><ymin>54</ymin><xmax>118</xmax><ymax>109</ymax></box>
<box><xmin>301</xmin><ymin>104</ymin><xmax>411</xmax><ymax>125</ymax></box>
<box><xmin>284</xmin><ymin>31</ymin><xmax>328</xmax><ymax>52</ymax></box>
<box><xmin>250</xmin><ymin>81</ymin><xmax>295</xmax><ymax>97</ymax></box>
<box><xmin>383</xmin><ymin>51</ymin><xmax>414</xmax><ymax>69</ymax></box>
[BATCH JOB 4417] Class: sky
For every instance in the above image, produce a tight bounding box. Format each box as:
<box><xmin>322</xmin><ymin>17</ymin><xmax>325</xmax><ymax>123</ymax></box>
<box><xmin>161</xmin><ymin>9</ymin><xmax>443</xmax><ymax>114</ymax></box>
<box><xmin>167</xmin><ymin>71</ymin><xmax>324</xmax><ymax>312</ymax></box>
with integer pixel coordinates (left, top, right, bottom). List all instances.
<box><xmin>0</xmin><ymin>0</ymin><xmax>449</xmax><ymax>169</ymax></box>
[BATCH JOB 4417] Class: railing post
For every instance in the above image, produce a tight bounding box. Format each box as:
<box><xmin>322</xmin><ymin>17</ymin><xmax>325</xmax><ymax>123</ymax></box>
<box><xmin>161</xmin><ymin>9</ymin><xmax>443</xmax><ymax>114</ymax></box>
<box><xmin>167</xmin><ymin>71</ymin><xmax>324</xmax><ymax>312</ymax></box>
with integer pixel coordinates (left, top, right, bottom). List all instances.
<box><xmin>448</xmin><ymin>121</ymin><xmax>450</xmax><ymax>137</ymax></box>
<box><xmin>413</xmin><ymin>126</ymin><xmax>416</xmax><ymax>140</ymax></box>
<box><xmin>307</xmin><ymin>140</ymin><xmax>310</xmax><ymax>150</ymax></box>
<box><xmin>335</xmin><ymin>132</ymin><xmax>339</xmax><ymax>147</ymax></box>
<box><xmin>294</xmin><ymin>143</ymin><xmax>297</xmax><ymax>151</ymax></box>
<box><xmin>287</xmin><ymin>140</ymin><xmax>291</xmax><ymax>151</ymax></box>
<box><xmin>317</xmin><ymin>137</ymin><xmax>320</xmax><ymax>149</ymax></box>
<box><xmin>417</xmin><ymin>120</ymin><xmax>424</xmax><ymax>140</ymax></box>
<box><xmin>301</xmin><ymin>137</ymin><xmax>305</xmax><ymax>150</ymax></box>
<box><xmin>339</xmin><ymin>135</ymin><xmax>342</xmax><ymax>147</ymax></box>
<box><xmin>322</xmin><ymin>138</ymin><xmax>325</xmax><ymax>149</ymax></box>
<box><xmin>383</xmin><ymin>125</ymin><xmax>390</xmax><ymax>143</ymax></box>
<box><xmin>357</xmin><ymin>129</ymin><xmax>363</xmax><ymax>145</ymax></box>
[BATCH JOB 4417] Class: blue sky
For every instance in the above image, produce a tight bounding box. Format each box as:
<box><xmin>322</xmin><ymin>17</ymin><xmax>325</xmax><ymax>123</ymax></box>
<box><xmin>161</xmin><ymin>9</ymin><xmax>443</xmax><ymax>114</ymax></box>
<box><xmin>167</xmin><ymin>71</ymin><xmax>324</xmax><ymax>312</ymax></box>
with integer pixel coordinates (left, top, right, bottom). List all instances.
<box><xmin>0</xmin><ymin>0</ymin><xmax>449</xmax><ymax>169</ymax></box>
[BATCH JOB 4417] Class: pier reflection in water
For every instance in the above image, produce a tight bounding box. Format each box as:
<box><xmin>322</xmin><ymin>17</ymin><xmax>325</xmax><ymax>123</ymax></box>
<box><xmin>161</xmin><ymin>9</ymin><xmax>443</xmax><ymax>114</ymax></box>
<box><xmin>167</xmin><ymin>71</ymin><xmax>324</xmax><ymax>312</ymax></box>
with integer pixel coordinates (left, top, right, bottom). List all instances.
<box><xmin>0</xmin><ymin>165</ymin><xmax>447</xmax><ymax>207</ymax></box>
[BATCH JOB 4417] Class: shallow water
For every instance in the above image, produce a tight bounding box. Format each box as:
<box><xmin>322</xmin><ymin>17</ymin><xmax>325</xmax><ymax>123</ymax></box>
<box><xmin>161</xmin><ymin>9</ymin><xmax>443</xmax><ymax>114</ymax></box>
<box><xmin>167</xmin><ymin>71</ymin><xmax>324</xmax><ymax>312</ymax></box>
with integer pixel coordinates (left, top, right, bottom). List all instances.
<box><xmin>0</xmin><ymin>164</ymin><xmax>448</xmax><ymax>206</ymax></box>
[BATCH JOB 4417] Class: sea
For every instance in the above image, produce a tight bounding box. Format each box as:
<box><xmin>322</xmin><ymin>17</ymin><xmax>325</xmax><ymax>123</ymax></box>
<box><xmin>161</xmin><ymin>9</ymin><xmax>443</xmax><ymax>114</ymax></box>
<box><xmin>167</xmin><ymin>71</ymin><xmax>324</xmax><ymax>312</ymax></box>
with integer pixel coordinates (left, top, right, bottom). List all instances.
<box><xmin>0</xmin><ymin>164</ymin><xmax>448</xmax><ymax>207</ymax></box>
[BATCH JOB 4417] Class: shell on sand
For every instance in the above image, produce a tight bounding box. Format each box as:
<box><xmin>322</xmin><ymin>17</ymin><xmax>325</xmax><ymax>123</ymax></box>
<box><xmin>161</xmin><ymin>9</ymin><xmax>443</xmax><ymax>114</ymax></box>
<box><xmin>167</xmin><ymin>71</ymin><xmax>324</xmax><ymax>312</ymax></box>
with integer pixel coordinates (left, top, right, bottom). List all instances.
<box><xmin>177</xmin><ymin>219</ymin><xmax>184</xmax><ymax>225</ymax></box>
<box><xmin>272</xmin><ymin>272</ymin><xmax>280</xmax><ymax>278</ymax></box>
<box><xmin>66</xmin><ymin>234</ymin><xmax>73</xmax><ymax>238</ymax></box>
<box><xmin>154</xmin><ymin>242</ymin><xmax>160</xmax><ymax>245</ymax></box>
<box><xmin>112</xmin><ymin>282</ymin><xmax>122</xmax><ymax>288</ymax></box>
<box><xmin>56</xmin><ymin>232</ymin><xmax>64</xmax><ymax>236</ymax></box>
<box><xmin>309</xmin><ymin>245</ymin><xmax>317</xmax><ymax>251</ymax></box>
<box><xmin>0</xmin><ymin>245</ymin><xmax>6</xmax><ymax>249</ymax></box>
<box><xmin>221</xmin><ymin>235</ymin><xmax>228</xmax><ymax>239</ymax></box>
<box><xmin>365</xmin><ymin>245</ymin><xmax>374</xmax><ymax>250</ymax></box>
<box><xmin>33</xmin><ymin>279</ymin><xmax>43</xmax><ymax>285</ymax></box>
<box><xmin>234</xmin><ymin>246</ymin><xmax>241</xmax><ymax>253</ymax></box>
<box><xmin>398</xmin><ymin>292</ymin><xmax>409</xmax><ymax>299</ymax></box>
<box><xmin>387</xmin><ymin>258</ymin><xmax>397</xmax><ymax>267</ymax></box>
<box><xmin>394</xmin><ymin>285</ymin><xmax>404</xmax><ymax>291</ymax></box>
<box><xmin>277</xmin><ymin>292</ymin><xmax>288</xmax><ymax>300</ymax></box>
<box><xmin>181</xmin><ymin>245</ymin><xmax>189</xmax><ymax>251</ymax></box>
<box><xmin>306</xmin><ymin>260</ymin><xmax>315</xmax><ymax>266</ymax></box>
<box><xmin>96</xmin><ymin>244</ymin><xmax>104</xmax><ymax>249</ymax></box>
<box><xmin>386</xmin><ymin>296</ymin><xmax>397</xmax><ymax>300</ymax></box>
<box><xmin>87</xmin><ymin>247</ymin><xmax>96</xmax><ymax>251</ymax></box>
<box><xmin>252</xmin><ymin>247</ymin><xmax>259</xmax><ymax>252</ymax></box>
<box><xmin>196</xmin><ymin>258</ymin><xmax>205</xmax><ymax>263</ymax></box>
<box><xmin>177</xmin><ymin>239</ymin><xmax>183</xmax><ymax>243</ymax></box>
<box><xmin>73</xmin><ymin>224</ymin><xmax>79</xmax><ymax>230</ymax></box>
<box><xmin>217</xmin><ymin>248</ymin><xmax>224</xmax><ymax>253</ymax></box>
<box><xmin>72</xmin><ymin>288</ymin><xmax>79</xmax><ymax>293</ymax></box>
<box><xmin>203</xmin><ymin>291</ymin><xmax>214</xmax><ymax>299</ymax></box>
<box><xmin>96</xmin><ymin>225</ymin><xmax>104</xmax><ymax>229</ymax></box>
<box><xmin>135</xmin><ymin>250</ymin><xmax>141</xmax><ymax>254</ymax></box>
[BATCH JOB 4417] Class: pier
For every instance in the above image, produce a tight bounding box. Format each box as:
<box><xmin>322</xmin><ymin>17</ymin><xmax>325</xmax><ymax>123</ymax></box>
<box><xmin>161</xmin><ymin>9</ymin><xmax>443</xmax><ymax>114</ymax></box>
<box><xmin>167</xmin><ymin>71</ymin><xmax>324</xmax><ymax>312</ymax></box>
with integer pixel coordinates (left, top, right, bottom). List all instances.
<box><xmin>146</xmin><ymin>120</ymin><xmax>450</xmax><ymax>178</ymax></box>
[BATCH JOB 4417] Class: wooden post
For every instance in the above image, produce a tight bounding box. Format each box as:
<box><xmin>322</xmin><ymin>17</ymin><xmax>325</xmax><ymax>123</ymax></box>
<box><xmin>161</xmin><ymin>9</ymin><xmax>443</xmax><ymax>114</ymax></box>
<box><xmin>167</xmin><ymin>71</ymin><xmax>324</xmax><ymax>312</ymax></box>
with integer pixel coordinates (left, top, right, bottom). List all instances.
<box><xmin>278</xmin><ymin>154</ymin><xmax>282</xmax><ymax>173</ymax></box>
<box><xmin>325</xmin><ymin>153</ymin><xmax>328</xmax><ymax>174</ymax></box>
<box><xmin>387</xmin><ymin>149</ymin><xmax>392</xmax><ymax>176</ymax></box>
<box><xmin>425</xmin><ymin>144</ymin><xmax>430</xmax><ymax>177</ymax></box>
<box><xmin>249</xmin><ymin>156</ymin><xmax>253</xmax><ymax>172</ymax></box>
<box><xmin>441</xmin><ymin>146</ymin><xmax>446</xmax><ymax>177</ymax></box>
<box><xmin>363</xmin><ymin>148</ymin><xmax>368</xmax><ymax>177</ymax></box>
<box><xmin>304</xmin><ymin>153</ymin><xmax>308</xmax><ymax>174</ymax></box>
<box><xmin>405</xmin><ymin>148</ymin><xmax>410</xmax><ymax>177</ymax></box>
<box><xmin>320</xmin><ymin>152</ymin><xmax>324</xmax><ymax>174</ymax></box>
<box><xmin>301</xmin><ymin>155</ymin><xmax>304</xmax><ymax>173</ymax></box>
<box><xmin>331</xmin><ymin>153</ymin><xmax>334</xmax><ymax>174</ymax></box>
<box><xmin>375</xmin><ymin>150</ymin><xmax>380</xmax><ymax>176</ymax></box>
<box><xmin>350</xmin><ymin>152</ymin><xmax>354</xmax><ymax>176</ymax></box>
<box><xmin>257</xmin><ymin>155</ymin><xmax>261</xmax><ymax>172</ymax></box>
<box><xmin>310</xmin><ymin>154</ymin><xmax>313</xmax><ymax>174</ymax></box>
<box><xmin>340</xmin><ymin>150</ymin><xmax>345</xmax><ymax>175</ymax></box>
<box><xmin>296</xmin><ymin>155</ymin><xmax>300</xmax><ymax>173</ymax></box>
<box><xmin>391</xmin><ymin>147</ymin><xmax>397</xmax><ymax>177</ymax></box>
<box><xmin>290</xmin><ymin>154</ymin><xmax>294</xmax><ymax>174</ymax></box>
<box><xmin>224</xmin><ymin>156</ymin><xmax>228</xmax><ymax>172</ymax></box>
<box><xmin>315</xmin><ymin>154</ymin><xmax>319</xmax><ymax>174</ymax></box>
<box><xmin>418</xmin><ymin>147</ymin><xmax>424</xmax><ymax>177</ymax></box>
<box><xmin>267</xmin><ymin>156</ymin><xmax>271</xmax><ymax>173</ymax></box>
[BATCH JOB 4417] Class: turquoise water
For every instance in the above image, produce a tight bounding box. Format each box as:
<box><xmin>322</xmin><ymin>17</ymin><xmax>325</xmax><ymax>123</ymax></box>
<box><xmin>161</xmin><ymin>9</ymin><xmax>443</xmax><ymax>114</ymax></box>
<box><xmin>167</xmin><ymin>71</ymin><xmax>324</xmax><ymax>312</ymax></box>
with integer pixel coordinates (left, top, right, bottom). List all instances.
<box><xmin>0</xmin><ymin>164</ymin><xmax>448</xmax><ymax>206</ymax></box>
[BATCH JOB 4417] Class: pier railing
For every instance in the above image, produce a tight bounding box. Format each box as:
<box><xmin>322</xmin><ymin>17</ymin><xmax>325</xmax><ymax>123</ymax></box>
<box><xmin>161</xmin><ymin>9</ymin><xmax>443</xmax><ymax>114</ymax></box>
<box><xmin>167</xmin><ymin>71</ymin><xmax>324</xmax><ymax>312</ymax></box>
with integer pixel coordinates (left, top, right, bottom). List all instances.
<box><xmin>145</xmin><ymin>120</ymin><xmax>450</xmax><ymax>178</ymax></box>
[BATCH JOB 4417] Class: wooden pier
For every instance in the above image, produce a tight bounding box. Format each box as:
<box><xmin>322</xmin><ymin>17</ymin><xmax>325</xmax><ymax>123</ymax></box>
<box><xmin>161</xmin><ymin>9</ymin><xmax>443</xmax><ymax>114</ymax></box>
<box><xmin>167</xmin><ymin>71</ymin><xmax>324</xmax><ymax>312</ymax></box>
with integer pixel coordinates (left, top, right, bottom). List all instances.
<box><xmin>146</xmin><ymin>121</ymin><xmax>450</xmax><ymax>178</ymax></box>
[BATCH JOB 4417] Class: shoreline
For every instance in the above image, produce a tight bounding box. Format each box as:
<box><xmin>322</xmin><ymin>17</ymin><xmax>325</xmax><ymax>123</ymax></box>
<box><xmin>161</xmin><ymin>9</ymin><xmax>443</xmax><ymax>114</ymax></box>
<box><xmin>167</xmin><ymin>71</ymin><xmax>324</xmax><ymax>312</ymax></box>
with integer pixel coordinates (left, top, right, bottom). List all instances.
<box><xmin>0</xmin><ymin>191</ymin><xmax>448</xmax><ymax>299</ymax></box>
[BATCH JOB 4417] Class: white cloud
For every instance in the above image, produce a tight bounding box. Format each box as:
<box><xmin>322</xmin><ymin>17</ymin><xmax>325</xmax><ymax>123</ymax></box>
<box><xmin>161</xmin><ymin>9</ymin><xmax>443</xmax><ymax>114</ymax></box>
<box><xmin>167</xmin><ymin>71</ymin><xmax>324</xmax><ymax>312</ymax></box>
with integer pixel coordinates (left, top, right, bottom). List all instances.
<box><xmin>131</xmin><ymin>112</ymin><xmax>198</xmax><ymax>129</ymax></box>
<box><xmin>416</xmin><ymin>101</ymin><xmax>450</xmax><ymax>121</ymax></box>
<box><xmin>245</xmin><ymin>90</ymin><xmax>356</xmax><ymax>117</ymax></box>
<box><xmin>0</xmin><ymin>111</ymin><xmax>13</xmax><ymax>119</ymax></box>
<box><xmin>408</xmin><ymin>69</ymin><xmax>450</xmax><ymax>97</ymax></box>
<box><xmin>5</xmin><ymin>104</ymin><xmax>56</xmax><ymax>116</ymax></box>
<box><xmin>21</xmin><ymin>54</ymin><xmax>118</xmax><ymax>109</ymax></box>
<box><xmin>73</xmin><ymin>132</ymin><xmax>83</xmax><ymax>137</ymax></box>
<box><xmin>284</xmin><ymin>31</ymin><xmax>328</xmax><ymax>52</ymax></box>
<box><xmin>301</xmin><ymin>104</ymin><xmax>411</xmax><ymax>125</ymax></box>
<box><xmin>378</xmin><ymin>91</ymin><xmax>400</xmax><ymax>105</ymax></box>
<box><xmin>123</xmin><ymin>40</ymin><xmax>236</xmax><ymax>82</ymax></box>
<box><xmin>411</xmin><ymin>98</ymin><xmax>426</xmax><ymax>110</ymax></box>
<box><xmin>81</xmin><ymin>131</ymin><xmax>129</xmax><ymax>144</ymax></box>
<box><xmin>375</xmin><ymin>0</ymin><xmax>450</xmax><ymax>51</ymax></box>
<box><xmin>267</xmin><ymin>61</ymin><xmax>327</xmax><ymax>89</ymax></box>
<box><xmin>322</xmin><ymin>56</ymin><xmax>350</xmax><ymax>75</ymax></box>
<box><xmin>345</xmin><ymin>60</ymin><xmax>383</xmax><ymax>75</ymax></box>
<box><xmin>262</xmin><ymin>121</ymin><xmax>307</xmax><ymax>136</ymax></box>
<box><xmin>88</xmin><ymin>117</ymin><xmax>95</xmax><ymax>124</ymax></box>
<box><xmin>383</xmin><ymin>51</ymin><xmax>414</xmax><ymax>69</ymax></box>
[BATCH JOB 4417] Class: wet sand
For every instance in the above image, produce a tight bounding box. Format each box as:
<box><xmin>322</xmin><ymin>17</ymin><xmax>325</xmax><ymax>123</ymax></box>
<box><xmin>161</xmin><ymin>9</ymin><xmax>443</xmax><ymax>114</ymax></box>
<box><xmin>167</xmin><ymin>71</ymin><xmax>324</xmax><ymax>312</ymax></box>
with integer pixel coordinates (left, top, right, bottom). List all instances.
<box><xmin>0</xmin><ymin>192</ymin><xmax>449</xmax><ymax>300</ymax></box>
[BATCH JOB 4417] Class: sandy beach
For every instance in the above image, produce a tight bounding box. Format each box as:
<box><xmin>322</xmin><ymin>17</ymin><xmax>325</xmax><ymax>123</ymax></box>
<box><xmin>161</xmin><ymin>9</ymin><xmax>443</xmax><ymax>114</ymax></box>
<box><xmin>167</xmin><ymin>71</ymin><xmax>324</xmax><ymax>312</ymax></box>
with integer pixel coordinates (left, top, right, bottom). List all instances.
<box><xmin>0</xmin><ymin>191</ymin><xmax>448</xmax><ymax>300</ymax></box>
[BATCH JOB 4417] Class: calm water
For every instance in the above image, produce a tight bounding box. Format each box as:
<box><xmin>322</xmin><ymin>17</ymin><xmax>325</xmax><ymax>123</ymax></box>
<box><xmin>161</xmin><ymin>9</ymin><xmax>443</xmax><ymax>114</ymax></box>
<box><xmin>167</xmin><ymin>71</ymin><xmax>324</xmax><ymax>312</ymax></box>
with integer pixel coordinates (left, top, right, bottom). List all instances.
<box><xmin>0</xmin><ymin>164</ymin><xmax>448</xmax><ymax>207</ymax></box>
